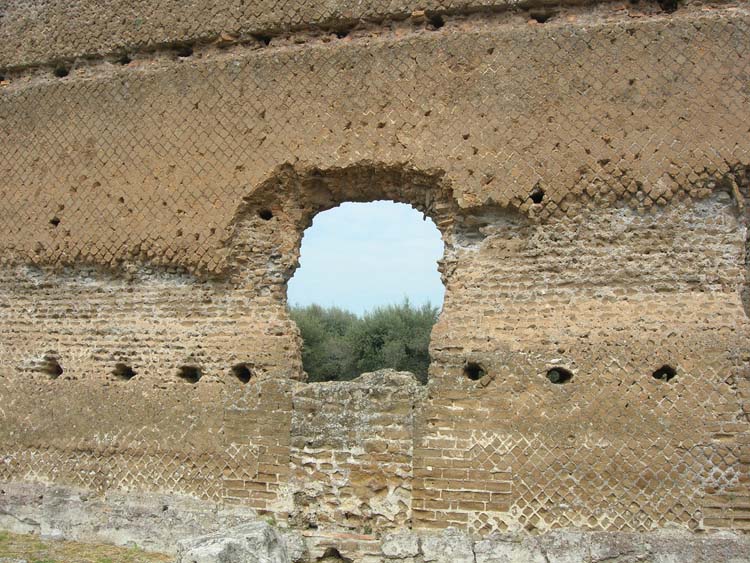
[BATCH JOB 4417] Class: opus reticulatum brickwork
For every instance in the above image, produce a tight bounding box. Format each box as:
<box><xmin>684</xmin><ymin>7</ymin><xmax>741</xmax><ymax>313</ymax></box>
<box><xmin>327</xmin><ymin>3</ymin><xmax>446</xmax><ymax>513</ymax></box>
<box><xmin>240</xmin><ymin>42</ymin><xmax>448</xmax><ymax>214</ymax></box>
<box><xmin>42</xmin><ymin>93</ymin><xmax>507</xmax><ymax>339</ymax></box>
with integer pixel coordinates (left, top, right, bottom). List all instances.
<box><xmin>2</xmin><ymin>0</ymin><xmax>750</xmax><ymax>560</ymax></box>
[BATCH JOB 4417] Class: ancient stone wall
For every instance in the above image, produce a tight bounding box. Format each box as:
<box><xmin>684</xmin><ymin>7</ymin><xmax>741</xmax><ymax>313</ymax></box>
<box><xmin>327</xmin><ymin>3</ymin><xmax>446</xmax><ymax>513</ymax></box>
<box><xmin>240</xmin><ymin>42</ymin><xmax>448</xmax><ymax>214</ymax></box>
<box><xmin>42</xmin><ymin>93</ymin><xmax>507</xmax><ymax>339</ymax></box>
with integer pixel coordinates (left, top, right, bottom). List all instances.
<box><xmin>2</xmin><ymin>0</ymin><xmax>750</xmax><ymax>560</ymax></box>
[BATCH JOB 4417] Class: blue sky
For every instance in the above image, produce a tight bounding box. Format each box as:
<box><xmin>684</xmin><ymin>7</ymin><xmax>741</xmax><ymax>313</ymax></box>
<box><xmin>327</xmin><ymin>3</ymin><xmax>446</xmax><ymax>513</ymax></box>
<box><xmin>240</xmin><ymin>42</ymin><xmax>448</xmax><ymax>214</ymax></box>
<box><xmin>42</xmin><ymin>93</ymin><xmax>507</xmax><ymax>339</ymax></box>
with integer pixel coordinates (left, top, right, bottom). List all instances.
<box><xmin>287</xmin><ymin>201</ymin><xmax>445</xmax><ymax>315</ymax></box>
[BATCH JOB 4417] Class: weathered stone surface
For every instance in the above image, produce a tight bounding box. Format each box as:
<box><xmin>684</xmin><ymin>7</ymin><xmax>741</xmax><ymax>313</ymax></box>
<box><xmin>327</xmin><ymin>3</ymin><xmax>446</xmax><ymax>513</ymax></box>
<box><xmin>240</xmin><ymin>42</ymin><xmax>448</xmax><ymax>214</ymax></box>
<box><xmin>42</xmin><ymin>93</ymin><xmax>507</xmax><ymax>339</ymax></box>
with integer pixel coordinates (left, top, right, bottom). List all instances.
<box><xmin>290</xmin><ymin>370</ymin><xmax>423</xmax><ymax>531</ymax></box>
<box><xmin>279</xmin><ymin>529</ymin><xmax>307</xmax><ymax>563</ymax></box>
<box><xmin>176</xmin><ymin>522</ymin><xmax>290</xmax><ymax>563</ymax></box>
<box><xmin>473</xmin><ymin>534</ymin><xmax>546</xmax><ymax>563</ymax></box>
<box><xmin>0</xmin><ymin>483</ymin><xmax>42</xmax><ymax>536</ymax></box>
<box><xmin>587</xmin><ymin>532</ymin><xmax>649</xmax><ymax>563</ymax></box>
<box><xmin>381</xmin><ymin>531</ymin><xmax>420</xmax><ymax>559</ymax></box>
<box><xmin>647</xmin><ymin>529</ymin><xmax>701</xmax><ymax>563</ymax></box>
<box><xmin>697</xmin><ymin>531</ymin><xmax>750</xmax><ymax>563</ymax></box>
<box><xmin>421</xmin><ymin>528</ymin><xmax>474</xmax><ymax>563</ymax></box>
<box><xmin>0</xmin><ymin>482</ymin><xmax>258</xmax><ymax>555</ymax></box>
<box><xmin>473</xmin><ymin>530</ymin><xmax>750</xmax><ymax>563</ymax></box>
<box><xmin>535</xmin><ymin>532</ymin><xmax>589</xmax><ymax>563</ymax></box>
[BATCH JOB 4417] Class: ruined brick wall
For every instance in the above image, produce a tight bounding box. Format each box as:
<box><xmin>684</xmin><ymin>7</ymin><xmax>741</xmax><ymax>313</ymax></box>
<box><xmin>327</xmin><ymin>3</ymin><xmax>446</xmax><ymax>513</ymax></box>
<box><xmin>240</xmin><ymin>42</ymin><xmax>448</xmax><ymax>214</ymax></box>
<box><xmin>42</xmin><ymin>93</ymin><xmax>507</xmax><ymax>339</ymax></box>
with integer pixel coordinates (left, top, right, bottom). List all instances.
<box><xmin>289</xmin><ymin>372</ymin><xmax>424</xmax><ymax>532</ymax></box>
<box><xmin>2</xmin><ymin>0</ymin><xmax>750</xmax><ymax>558</ymax></box>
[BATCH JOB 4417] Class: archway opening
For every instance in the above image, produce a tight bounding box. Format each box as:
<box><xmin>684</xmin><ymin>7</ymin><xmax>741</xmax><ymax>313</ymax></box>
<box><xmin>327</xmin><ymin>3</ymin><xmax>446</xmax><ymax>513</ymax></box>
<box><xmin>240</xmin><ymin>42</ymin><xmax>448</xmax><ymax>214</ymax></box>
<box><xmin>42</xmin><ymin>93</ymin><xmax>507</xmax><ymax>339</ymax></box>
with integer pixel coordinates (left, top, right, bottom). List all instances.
<box><xmin>287</xmin><ymin>201</ymin><xmax>445</xmax><ymax>383</ymax></box>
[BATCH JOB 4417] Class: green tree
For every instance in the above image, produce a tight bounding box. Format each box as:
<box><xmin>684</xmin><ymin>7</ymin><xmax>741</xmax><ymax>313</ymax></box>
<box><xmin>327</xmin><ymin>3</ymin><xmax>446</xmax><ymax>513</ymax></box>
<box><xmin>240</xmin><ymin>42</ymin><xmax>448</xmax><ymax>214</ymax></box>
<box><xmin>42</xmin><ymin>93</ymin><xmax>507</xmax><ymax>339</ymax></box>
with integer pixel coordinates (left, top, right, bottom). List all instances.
<box><xmin>290</xmin><ymin>304</ymin><xmax>358</xmax><ymax>381</ymax></box>
<box><xmin>289</xmin><ymin>300</ymin><xmax>438</xmax><ymax>383</ymax></box>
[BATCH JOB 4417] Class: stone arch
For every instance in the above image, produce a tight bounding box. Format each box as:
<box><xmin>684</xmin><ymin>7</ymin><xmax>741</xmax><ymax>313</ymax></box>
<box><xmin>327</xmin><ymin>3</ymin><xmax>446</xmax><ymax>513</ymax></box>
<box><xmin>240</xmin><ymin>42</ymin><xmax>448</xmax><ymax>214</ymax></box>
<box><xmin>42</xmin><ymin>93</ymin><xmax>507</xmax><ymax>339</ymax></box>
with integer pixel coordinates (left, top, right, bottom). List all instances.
<box><xmin>226</xmin><ymin>162</ymin><xmax>461</xmax><ymax>293</ymax></box>
<box><xmin>223</xmin><ymin>161</ymin><xmax>463</xmax><ymax>382</ymax></box>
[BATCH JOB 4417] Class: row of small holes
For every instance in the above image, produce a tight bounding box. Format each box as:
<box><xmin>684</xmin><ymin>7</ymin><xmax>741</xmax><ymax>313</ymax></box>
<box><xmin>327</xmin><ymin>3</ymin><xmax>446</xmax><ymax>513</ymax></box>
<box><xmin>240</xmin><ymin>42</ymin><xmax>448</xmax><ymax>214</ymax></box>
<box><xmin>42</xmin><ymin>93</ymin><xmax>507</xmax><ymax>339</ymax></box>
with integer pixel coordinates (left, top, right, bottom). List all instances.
<box><xmin>178</xmin><ymin>363</ymin><xmax>252</xmax><ymax>383</ymax></box>
<box><xmin>29</xmin><ymin>2</ymin><xmax>684</xmax><ymax>84</ymax></box>
<box><xmin>33</xmin><ymin>17</ymin><xmax>482</xmax><ymax>85</ymax></box>
<box><xmin>41</xmin><ymin>356</ymin><xmax>675</xmax><ymax>386</ymax></box>
<box><xmin>426</xmin><ymin>10</ymin><xmax>557</xmax><ymax>30</ymax></box>
<box><xmin>41</xmin><ymin>360</ymin><xmax>253</xmax><ymax>384</ymax></box>
<box><xmin>37</xmin><ymin>16</ymin><xmax>415</xmax><ymax>83</ymax></box>
<box><xmin>47</xmin><ymin>43</ymin><xmax>192</xmax><ymax>80</ymax></box>
<box><xmin>464</xmin><ymin>363</ymin><xmax>677</xmax><ymax>384</ymax></box>
<box><xmin>425</xmin><ymin>4</ymin><xmax>679</xmax><ymax>31</ymax></box>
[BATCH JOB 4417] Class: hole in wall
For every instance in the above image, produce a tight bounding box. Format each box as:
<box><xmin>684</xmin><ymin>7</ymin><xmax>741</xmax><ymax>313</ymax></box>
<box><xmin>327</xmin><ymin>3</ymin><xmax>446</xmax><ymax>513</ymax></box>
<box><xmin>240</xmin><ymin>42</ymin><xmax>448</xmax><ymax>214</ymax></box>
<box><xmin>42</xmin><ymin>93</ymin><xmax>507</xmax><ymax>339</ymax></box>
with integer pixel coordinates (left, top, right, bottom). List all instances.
<box><xmin>316</xmin><ymin>548</ymin><xmax>353</xmax><ymax>563</ymax></box>
<box><xmin>0</xmin><ymin>74</ymin><xmax>5</xmax><ymax>82</ymax></box>
<box><xmin>175</xmin><ymin>45</ymin><xmax>194</xmax><ymax>58</ymax></box>
<box><xmin>287</xmin><ymin>200</ymin><xmax>445</xmax><ymax>384</ymax></box>
<box><xmin>546</xmin><ymin>367</ymin><xmax>573</xmax><ymax>384</ymax></box>
<box><xmin>428</xmin><ymin>14</ymin><xmax>445</xmax><ymax>29</ymax></box>
<box><xmin>112</xmin><ymin>363</ymin><xmax>136</xmax><ymax>381</ymax></box>
<box><xmin>652</xmin><ymin>365</ymin><xmax>676</xmax><ymax>382</ymax></box>
<box><xmin>42</xmin><ymin>356</ymin><xmax>63</xmax><ymax>379</ymax></box>
<box><xmin>231</xmin><ymin>363</ymin><xmax>253</xmax><ymax>383</ymax></box>
<box><xmin>658</xmin><ymin>0</ymin><xmax>679</xmax><ymax>12</ymax></box>
<box><xmin>258</xmin><ymin>208</ymin><xmax>274</xmax><ymax>221</ymax></box>
<box><xmin>117</xmin><ymin>54</ymin><xmax>132</xmax><ymax>65</ymax></box>
<box><xmin>334</xmin><ymin>29</ymin><xmax>349</xmax><ymax>39</ymax></box>
<box><xmin>464</xmin><ymin>362</ymin><xmax>486</xmax><ymax>381</ymax></box>
<box><xmin>530</xmin><ymin>10</ymin><xmax>556</xmax><ymax>23</ymax></box>
<box><xmin>530</xmin><ymin>185</ymin><xmax>545</xmax><ymax>204</ymax></box>
<box><xmin>253</xmin><ymin>34</ymin><xmax>272</xmax><ymax>46</ymax></box>
<box><xmin>53</xmin><ymin>66</ymin><xmax>70</xmax><ymax>78</ymax></box>
<box><xmin>49</xmin><ymin>217</ymin><xmax>61</xmax><ymax>227</ymax></box>
<box><xmin>177</xmin><ymin>365</ymin><xmax>202</xmax><ymax>383</ymax></box>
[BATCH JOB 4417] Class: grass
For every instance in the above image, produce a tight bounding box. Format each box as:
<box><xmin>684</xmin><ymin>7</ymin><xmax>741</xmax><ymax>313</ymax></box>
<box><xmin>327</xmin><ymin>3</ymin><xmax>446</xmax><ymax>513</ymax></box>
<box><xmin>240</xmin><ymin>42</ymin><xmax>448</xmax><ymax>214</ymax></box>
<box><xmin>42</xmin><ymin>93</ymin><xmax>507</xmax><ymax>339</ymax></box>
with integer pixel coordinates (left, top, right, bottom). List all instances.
<box><xmin>0</xmin><ymin>531</ymin><xmax>172</xmax><ymax>563</ymax></box>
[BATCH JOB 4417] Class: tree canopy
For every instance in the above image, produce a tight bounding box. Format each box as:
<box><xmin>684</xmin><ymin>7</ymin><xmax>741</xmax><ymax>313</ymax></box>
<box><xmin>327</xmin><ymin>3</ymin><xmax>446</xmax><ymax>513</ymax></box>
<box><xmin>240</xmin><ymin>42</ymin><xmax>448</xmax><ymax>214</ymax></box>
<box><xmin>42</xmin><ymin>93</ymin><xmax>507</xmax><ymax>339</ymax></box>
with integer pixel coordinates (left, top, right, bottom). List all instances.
<box><xmin>289</xmin><ymin>300</ymin><xmax>439</xmax><ymax>383</ymax></box>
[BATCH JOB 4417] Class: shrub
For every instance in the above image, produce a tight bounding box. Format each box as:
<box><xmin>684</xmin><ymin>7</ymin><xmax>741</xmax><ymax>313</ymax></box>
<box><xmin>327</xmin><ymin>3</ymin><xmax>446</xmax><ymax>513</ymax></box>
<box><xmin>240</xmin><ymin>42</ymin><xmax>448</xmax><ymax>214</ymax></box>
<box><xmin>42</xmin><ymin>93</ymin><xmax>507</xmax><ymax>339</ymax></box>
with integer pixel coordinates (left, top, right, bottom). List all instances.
<box><xmin>290</xmin><ymin>300</ymin><xmax>438</xmax><ymax>383</ymax></box>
